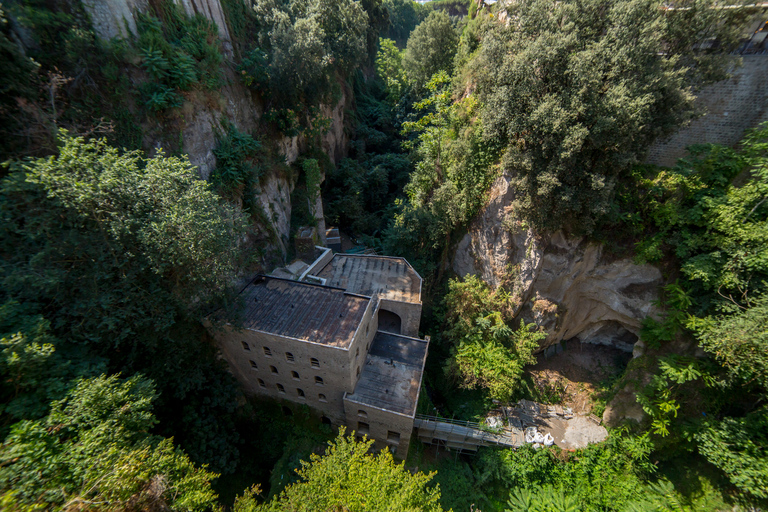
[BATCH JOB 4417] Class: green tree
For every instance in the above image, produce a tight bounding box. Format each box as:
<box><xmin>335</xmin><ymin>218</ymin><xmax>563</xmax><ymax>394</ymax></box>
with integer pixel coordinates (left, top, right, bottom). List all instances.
<box><xmin>251</xmin><ymin>0</ymin><xmax>369</xmax><ymax>110</ymax></box>
<box><xmin>383</xmin><ymin>0</ymin><xmax>426</xmax><ymax>47</ymax></box>
<box><xmin>691</xmin><ymin>295</ymin><xmax>768</xmax><ymax>391</ymax></box>
<box><xmin>403</xmin><ymin>10</ymin><xmax>458</xmax><ymax>90</ymax></box>
<box><xmin>0</xmin><ymin>375</ymin><xmax>219</xmax><ymax>511</ymax></box>
<box><xmin>377</xmin><ymin>37</ymin><xmax>409</xmax><ymax>105</ymax></box>
<box><xmin>0</xmin><ymin>135</ymin><xmax>247</xmax><ymax>472</ymax></box>
<box><xmin>235</xmin><ymin>428</ymin><xmax>446</xmax><ymax>512</ymax></box>
<box><xmin>695</xmin><ymin>407</ymin><xmax>768</xmax><ymax>501</ymax></box>
<box><xmin>474</xmin><ymin>0</ymin><xmax>740</xmax><ymax>233</ymax></box>
<box><xmin>443</xmin><ymin>275</ymin><xmax>543</xmax><ymax>402</ymax></box>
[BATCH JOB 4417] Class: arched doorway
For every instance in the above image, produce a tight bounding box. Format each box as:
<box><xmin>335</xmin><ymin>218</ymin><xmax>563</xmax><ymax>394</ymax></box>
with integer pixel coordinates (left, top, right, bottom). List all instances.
<box><xmin>378</xmin><ymin>309</ymin><xmax>402</xmax><ymax>334</ymax></box>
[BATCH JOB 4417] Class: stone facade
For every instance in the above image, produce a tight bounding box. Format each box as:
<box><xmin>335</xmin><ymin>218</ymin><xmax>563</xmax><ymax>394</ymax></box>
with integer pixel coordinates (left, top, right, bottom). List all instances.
<box><xmin>343</xmin><ymin>395</ymin><xmax>416</xmax><ymax>457</ymax></box>
<box><xmin>647</xmin><ymin>56</ymin><xmax>768</xmax><ymax>167</ymax></box>
<box><xmin>210</xmin><ymin>252</ymin><xmax>427</xmax><ymax>457</ymax></box>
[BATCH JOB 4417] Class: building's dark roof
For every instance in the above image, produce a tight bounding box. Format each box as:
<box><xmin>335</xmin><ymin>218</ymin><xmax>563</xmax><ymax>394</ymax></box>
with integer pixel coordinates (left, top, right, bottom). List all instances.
<box><xmin>315</xmin><ymin>255</ymin><xmax>421</xmax><ymax>303</ymax></box>
<box><xmin>241</xmin><ymin>277</ymin><xmax>369</xmax><ymax>347</ymax></box>
<box><xmin>345</xmin><ymin>331</ymin><xmax>428</xmax><ymax>416</ymax></box>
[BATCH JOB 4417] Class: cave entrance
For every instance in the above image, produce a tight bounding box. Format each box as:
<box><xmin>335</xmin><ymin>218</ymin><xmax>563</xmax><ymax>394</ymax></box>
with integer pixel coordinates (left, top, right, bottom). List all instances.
<box><xmin>378</xmin><ymin>309</ymin><xmax>402</xmax><ymax>334</ymax></box>
<box><xmin>528</xmin><ymin>325</ymin><xmax>636</xmax><ymax>415</ymax></box>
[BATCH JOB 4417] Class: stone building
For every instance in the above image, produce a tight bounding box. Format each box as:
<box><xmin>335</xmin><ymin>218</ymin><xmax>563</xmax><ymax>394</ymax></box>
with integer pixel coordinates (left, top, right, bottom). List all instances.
<box><xmin>210</xmin><ymin>251</ymin><xmax>428</xmax><ymax>457</ymax></box>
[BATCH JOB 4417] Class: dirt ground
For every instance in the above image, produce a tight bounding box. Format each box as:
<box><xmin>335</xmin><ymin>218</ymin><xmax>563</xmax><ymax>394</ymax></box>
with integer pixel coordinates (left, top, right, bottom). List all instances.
<box><xmin>527</xmin><ymin>339</ymin><xmax>632</xmax><ymax>415</ymax></box>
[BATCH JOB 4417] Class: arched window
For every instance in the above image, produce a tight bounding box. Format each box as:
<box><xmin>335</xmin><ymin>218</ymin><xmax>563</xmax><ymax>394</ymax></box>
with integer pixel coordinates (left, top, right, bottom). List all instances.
<box><xmin>241</xmin><ymin>341</ymin><xmax>250</xmax><ymax>351</ymax></box>
<box><xmin>355</xmin><ymin>347</ymin><xmax>359</xmax><ymax>357</ymax></box>
<box><xmin>358</xmin><ymin>409</ymin><xmax>367</xmax><ymax>419</ymax></box>
<box><xmin>291</xmin><ymin>371</ymin><xmax>300</xmax><ymax>380</ymax></box>
<box><xmin>285</xmin><ymin>352</ymin><xmax>295</xmax><ymax>363</ymax></box>
<box><xmin>297</xmin><ymin>388</ymin><xmax>305</xmax><ymax>398</ymax></box>
<box><xmin>276</xmin><ymin>383</ymin><xmax>286</xmax><ymax>393</ymax></box>
<box><xmin>310</xmin><ymin>358</ymin><xmax>320</xmax><ymax>369</ymax></box>
<box><xmin>249</xmin><ymin>360</ymin><xmax>258</xmax><ymax>369</ymax></box>
<box><xmin>356</xmin><ymin>366</ymin><xmax>360</xmax><ymax>377</ymax></box>
<box><xmin>270</xmin><ymin>365</ymin><xmax>278</xmax><ymax>374</ymax></box>
<box><xmin>318</xmin><ymin>393</ymin><xmax>327</xmax><ymax>402</ymax></box>
<box><xmin>314</xmin><ymin>376</ymin><xmax>324</xmax><ymax>386</ymax></box>
<box><xmin>257</xmin><ymin>378</ymin><xmax>266</xmax><ymax>388</ymax></box>
<box><xmin>263</xmin><ymin>346</ymin><xmax>272</xmax><ymax>357</ymax></box>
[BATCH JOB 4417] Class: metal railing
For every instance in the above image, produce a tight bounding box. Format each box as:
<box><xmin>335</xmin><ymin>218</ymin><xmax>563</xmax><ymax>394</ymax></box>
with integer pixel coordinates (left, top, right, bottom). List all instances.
<box><xmin>414</xmin><ymin>414</ymin><xmax>484</xmax><ymax>430</ymax></box>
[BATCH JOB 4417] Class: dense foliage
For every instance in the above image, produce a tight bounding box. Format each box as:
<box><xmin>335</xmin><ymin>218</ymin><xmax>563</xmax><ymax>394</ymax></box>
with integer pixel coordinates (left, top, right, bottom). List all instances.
<box><xmin>0</xmin><ymin>135</ymin><xmax>249</xmax><ymax>509</ymax></box>
<box><xmin>474</xmin><ymin>0</ymin><xmax>744</xmax><ymax>234</ymax></box>
<box><xmin>443</xmin><ymin>275</ymin><xmax>543</xmax><ymax>401</ymax></box>
<box><xmin>0</xmin><ymin>375</ymin><xmax>219</xmax><ymax>511</ymax></box>
<box><xmin>2</xmin><ymin>0</ymin><xmax>768</xmax><ymax>510</ymax></box>
<box><xmin>235</xmin><ymin>429</ymin><xmax>446</xmax><ymax>512</ymax></box>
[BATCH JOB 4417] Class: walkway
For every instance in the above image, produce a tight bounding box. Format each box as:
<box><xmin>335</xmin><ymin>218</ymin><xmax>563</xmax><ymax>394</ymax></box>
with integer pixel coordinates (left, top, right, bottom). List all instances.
<box><xmin>413</xmin><ymin>414</ymin><xmax>524</xmax><ymax>452</ymax></box>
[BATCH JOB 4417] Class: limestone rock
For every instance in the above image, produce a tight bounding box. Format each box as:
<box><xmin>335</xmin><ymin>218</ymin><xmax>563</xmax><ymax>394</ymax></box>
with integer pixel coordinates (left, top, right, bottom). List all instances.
<box><xmin>452</xmin><ymin>173</ymin><xmax>662</xmax><ymax>352</ymax></box>
<box><xmin>82</xmin><ymin>0</ymin><xmax>148</xmax><ymax>40</ymax></box>
<box><xmin>602</xmin><ymin>389</ymin><xmax>647</xmax><ymax>427</ymax></box>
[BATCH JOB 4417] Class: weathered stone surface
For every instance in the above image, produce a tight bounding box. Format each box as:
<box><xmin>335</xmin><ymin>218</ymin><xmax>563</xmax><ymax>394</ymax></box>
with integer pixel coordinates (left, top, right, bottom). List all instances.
<box><xmin>647</xmin><ymin>56</ymin><xmax>768</xmax><ymax>167</ymax></box>
<box><xmin>452</xmin><ymin>173</ymin><xmax>662</xmax><ymax>351</ymax></box>
<box><xmin>83</xmin><ymin>0</ymin><xmax>231</xmax><ymax>46</ymax></box>
<box><xmin>82</xmin><ymin>0</ymin><xmax>148</xmax><ymax>40</ymax></box>
<box><xmin>255</xmin><ymin>171</ymin><xmax>293</xmax><ymax>255</ymax></box>
<box><xmin>83</xmin><ymin>0</ymin><xmax>348</xmax><ymax>269</ymax></box>
<box><xmin>602</xmin><ymin>383</ymin><xmax>648</xmax><ymax>427</ymax></box>
<box><xmin>175</xmin><ymin>0</ymin><xmax>231</xmax><ymax>43</ymax></box>
<box><xmin>320</xmin><ymin>87</ymin><xmax>350</xmax><ymax>165</ymax></box>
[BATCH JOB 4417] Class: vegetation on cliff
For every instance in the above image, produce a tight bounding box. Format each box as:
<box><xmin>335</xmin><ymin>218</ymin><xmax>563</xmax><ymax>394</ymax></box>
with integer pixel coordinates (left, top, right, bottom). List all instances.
<box><xmin>1</xmin><ymin>0</ymin><xmax>767</xmax><ymax>510</ymax></box>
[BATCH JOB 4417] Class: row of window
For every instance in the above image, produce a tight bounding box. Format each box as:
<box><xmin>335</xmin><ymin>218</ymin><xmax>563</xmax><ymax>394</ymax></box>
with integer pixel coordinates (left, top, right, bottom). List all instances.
<box><xmin>248</xmin><ymin>361</ymin><xmax>325</xmax><ymax>385</ymax></box>
<box><xmin>241</xmin><ymin>341</ymin><xmax>321</xmax><ymax>368</ymax></box>
<box><xmin>257</xmin><ymin>379</ymin><xmax>328</xmax><ymax>402</ymax></box>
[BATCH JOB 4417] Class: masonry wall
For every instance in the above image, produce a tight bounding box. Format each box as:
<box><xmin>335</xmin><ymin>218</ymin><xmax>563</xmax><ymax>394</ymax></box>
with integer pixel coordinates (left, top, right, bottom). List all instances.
<box><xmin>215</xmin><ymin>326</ymin><xmax>355</xmax><ymax>422</ymax></box>
<box><xmin>343</xmin><ymin>397</ymin><xmax>415</xmax><ymax>459</ymax></box>
<box><xmin>647</xmin><ymin>56</ymin><xmax>768</xmax><ymax>167</ymax></box>
<box><xmin>379</xmin><ymin>299</ymin><xmax>422</xmax><ymax>337</ymax></box>
<box><xmin>346</xmin><ymin>298</ymin><xmax>378</xmax><ymax>390</ymax></box>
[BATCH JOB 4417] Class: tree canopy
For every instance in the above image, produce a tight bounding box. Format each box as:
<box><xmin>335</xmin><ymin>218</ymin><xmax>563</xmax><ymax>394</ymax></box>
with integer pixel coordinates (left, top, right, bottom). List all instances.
<box><xmin>474</xmin><ymin>0</ymin><xmax>742</xmax><ymax>233</ymax></box>
<box><xmin>234</xmin><ymin>429</ymin><xmax>446</xmax><ymax>512</ymax></box>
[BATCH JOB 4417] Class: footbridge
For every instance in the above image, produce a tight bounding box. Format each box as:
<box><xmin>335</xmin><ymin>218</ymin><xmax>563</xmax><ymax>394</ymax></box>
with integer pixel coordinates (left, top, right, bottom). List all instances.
<box><xmin>413</xmin><ymin>414</ymin><xmax>524</xmax><ymax>452</ymax></box>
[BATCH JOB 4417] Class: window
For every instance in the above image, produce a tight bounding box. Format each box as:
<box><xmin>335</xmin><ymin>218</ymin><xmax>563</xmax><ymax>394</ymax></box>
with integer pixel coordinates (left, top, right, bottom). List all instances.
<box><xmin>291</xmin><ymin>371</ymin><xmax>300</xmax><ymax>380</ymax></box>
<box><xmin>310</xmin><ymin>357</ymin><xmax>320</xmax><ymax>369</ymax></box>
<box><xmin>263</xmin><ymin>347</ymin><xmax>272</xmax><ymax>357</ymax></box>
<box><xmin>297</xmin><ymin>388</ymin><xmax>305</xmax><ymax>398</ymax></box>
<box><xmin>387</xmin><ymin>431</ymin><xmax>401</xmax><ymax>444</ymax></box>
<box><xmin>270</xmin><ymin>365</ymin><xmax>278</xmax><ymax>374</ymax></box>
<box><xmin>285</xmin><ymin>352</ymin><xmax>295</xmax><ymax>363</ymax></box>
<box><xmin>318</xmin><ymin>393</ymin><xmax>327</xmax><ymax>402</ymax></box>
<box><xmin>314</xmin><ymin>376</ymin><xmax>324</xmax><ymax>386</ymax></box>
<box><xmin>357</xmin><ymin>421</ymin><xmax>370</xmax><ymax>435</ymax></box>
<box><xmin>355</xmin><ymin>347</ymin><xmax>359</xmax><ymax>358</ymax></box>
<box><xmin>276</xmin><ymin>383</ymin><xmax>285</xmax><ymax>393</ymax></box>
<box><xmin>257</xmin><ymin>378</ymin><xmax>266</xmax><ymax>388</ymax></box>
<box><xmin>249</xmin><ymin>360</ymin><xmax>258</xmax><ymax>369</ymax></box>
<box><xmin>356</xmin><ymin>366</ymin><xmax>360</xmax><ymax>378</ymax></box>
<box><xmin>241</xmin><ymin>341</ymin><xmax>250</xmax><ymax>351</ymax></box>
<box><xmin>358</xmin><ymin>409</ymin><xmax>367</xmax><ymax>419</ymax></box>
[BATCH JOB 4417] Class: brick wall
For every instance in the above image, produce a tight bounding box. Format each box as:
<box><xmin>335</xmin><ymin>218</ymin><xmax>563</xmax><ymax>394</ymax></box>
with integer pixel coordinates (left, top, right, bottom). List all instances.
<box><xmin>646</xmin><ymin>56</ymin><xmax>768</xmax><ymax>167</ymax></box>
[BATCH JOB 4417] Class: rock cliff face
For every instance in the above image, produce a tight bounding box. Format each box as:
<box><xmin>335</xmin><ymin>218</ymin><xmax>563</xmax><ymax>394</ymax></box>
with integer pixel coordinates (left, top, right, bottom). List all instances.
<box><xmin>452</xmin><ymin>174</ymin><xmax>662</xmax><ymax>353</ymax></box>
<box><xmin>82</xmin><ymin>0</ymin><xmax>350</xmax><ymax>266</ymax></box>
